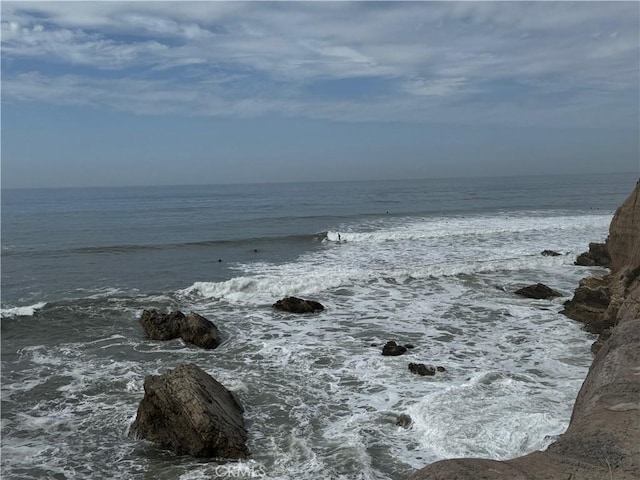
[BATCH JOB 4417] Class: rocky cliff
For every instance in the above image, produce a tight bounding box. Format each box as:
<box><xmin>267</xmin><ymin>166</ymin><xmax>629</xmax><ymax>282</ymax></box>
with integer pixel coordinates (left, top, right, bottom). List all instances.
<box><xmin>409</xmin><ymin>181</ymin><xmax>640</xmax><ymax>480</ymax></box>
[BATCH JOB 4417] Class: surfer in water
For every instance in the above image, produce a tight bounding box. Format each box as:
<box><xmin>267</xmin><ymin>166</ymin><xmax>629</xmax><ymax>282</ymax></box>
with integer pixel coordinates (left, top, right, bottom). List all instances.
<box><xmin>338</xmin><ymin>233</ymin><xmax>341</xmax><ymax>242</ymax></box>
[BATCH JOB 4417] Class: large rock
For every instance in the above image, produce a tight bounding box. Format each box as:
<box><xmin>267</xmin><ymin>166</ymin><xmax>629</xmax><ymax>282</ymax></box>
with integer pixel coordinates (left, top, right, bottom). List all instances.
<box><xmin>382</xmin><ymin>341</ymin><xmax>407</xmax><ymax>356</ymax></box>
<box><xmin>273</xmin><ymin>296</ymin><xmax>324</xmax><ymax>313</ymax></box>
<box><xmin>515</xmin><ymin>283</ymin><xmax>562</xmax><ymax>300</ymax></box>
<box><xmin>408</xmin><ymin>182</ymin><xmax>640</xmax><ymax>480</ymax></box>
<box><xmin>139</xmin><ymin>309</ymin><xmax>222</xmax><ymax>349</ymax></box>
<box><xmin>575</xmin><ymin>242</ymin><xmax>611</xmax><ymax>267</ymax></box>
<box><xmin>130</xmin><ymin>363</ymin><xmax>249</xmax><ymax>458</ymax></box>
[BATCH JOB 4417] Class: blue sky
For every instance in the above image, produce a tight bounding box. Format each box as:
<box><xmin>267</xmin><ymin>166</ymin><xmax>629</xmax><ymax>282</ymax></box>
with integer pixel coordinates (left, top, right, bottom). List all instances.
<box><xmin>1</xmin><ymin>1</ymin><xmax>639</xmax><ymax>188</ymax></box>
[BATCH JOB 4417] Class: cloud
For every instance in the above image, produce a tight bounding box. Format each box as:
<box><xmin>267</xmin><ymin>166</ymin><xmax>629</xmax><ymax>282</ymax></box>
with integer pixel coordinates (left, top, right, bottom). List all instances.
<box><xmin>1</xmin><ymin>1</ymin><xmax>638</xmax><ymax>127</ymax></box>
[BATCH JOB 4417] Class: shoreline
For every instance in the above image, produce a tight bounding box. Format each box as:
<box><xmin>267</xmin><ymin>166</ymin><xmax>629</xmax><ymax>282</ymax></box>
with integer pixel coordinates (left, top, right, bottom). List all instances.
<box><xmin>409</xmin><ymin>181</ymin><xmax>640</xmax><ymax>480</ymax></box>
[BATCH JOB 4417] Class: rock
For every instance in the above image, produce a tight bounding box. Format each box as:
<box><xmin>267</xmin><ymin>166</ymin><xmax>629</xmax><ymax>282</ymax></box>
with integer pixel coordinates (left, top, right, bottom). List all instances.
<box><xmin>404</xmin><ymin>344</ymin><xmax>416</xmax><ymax>349</ymax></box>
<box><xmin>139</xmin><ymin>309</ymin><xmax>222</xmax><ymax>349</ymax></box>
<box><xmin>590</xmin><ymin>327</ymin><xmax>612</xmax><ymax>355</ymax></box>
<box><xmin>382</xmin><ymin>341</ymin><xmax>407</xmax><ymax>356</ymax></box>
<box><xmin>560</xmin><ymin>275</ymin><xmax>613</xmax><ymax>333</ymax></box>
<box><xmin>396</xmin><ymin>414</ymin><xmax>412</xmax><ymax>428</ymax></box>
<box><xmin>272</xmin><ymin>296</ymin><xmax>324</xmax><ymax>313</ymax></box>
<box><xmin>607</xmin><ymin>183</ymin><xmax>640</xmax><ymax>272</ymax></box>
<box><xmin>408</xmin><ymin>363</ymin><xmax>436</xmax><ymax>376</ymax></box>
<box><xmin>575</xmin><ymin>242</ymin><xmax>611</xmax><ymax>267</ymax></box>
<box><xmin>541</xmin><ymin>250</ymin><xmax>561</xmax><ymax>256</ymax></box>
<box><xmin>514</xmin><ymin>283</ymin><xmax>562</xmax><ymax>300</ymax></box>
<box><xmin>436</xmin><ymin>366</ymin><xmax>446</xmax><ymax>372</ymax></box>
<box><xmin>129</xmin><ymin>363</ymin><xmax>248</xmax><ymax>458</ymax></box>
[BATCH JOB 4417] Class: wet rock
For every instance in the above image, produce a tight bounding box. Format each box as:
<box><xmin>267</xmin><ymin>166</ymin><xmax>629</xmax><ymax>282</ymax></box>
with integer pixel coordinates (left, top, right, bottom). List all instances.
<box><xmin>404</xmin><ymin>344</ymin><xmax>416</xmax><ymax>349</ymax></box>
<box><xmin>436</xmin><ymin>366</ymin><xmax>446</xmax><ymax>373</ymax></box>
<box><xmin>139</xmin><ymin>309</ymin><xmax>222</xmax><ymax>349</ymax></box>
<box><xmin>408</xmin><ymin>363</ymin><xmax>436</xmax><ymax>376</ymax></box>
<box><xmin>514</xmin><ymin>283</ymin><xmax>562</xmax><ymax>300</ymax></box>
<box><xmin>541</xmin><ymin>250</ymin><xmax>562</xmax><ymax>256</ymax></box>
<box><xmin>396</xmin><ymin>414</ymin><xmax>412</xmax><ymax>428</ymax></box>
<box><xmin>273</xmin><ymin>296</ymin><xmax>325</xmax><ymax>314</ymax></box>
<box><xmin>381</xmin><ymin>341</ymin><xmax>407</xmax><ymax>356</ymax></box>
<box><xmin>575</xmin><ymin>242</ymin><xmax>611</xmax><ymax>268</ymax></box>
<box><xmin>129</xmin><ymin>363</ymin><xmax>248</xmax><ymax>458</ymax></box>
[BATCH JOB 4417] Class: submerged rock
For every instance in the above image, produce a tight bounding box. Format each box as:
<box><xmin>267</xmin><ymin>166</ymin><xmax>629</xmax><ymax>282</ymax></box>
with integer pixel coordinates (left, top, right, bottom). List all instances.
<box><xmin>273</xmin><ymin>296</ymin><xmax>325</xmax><ymax>313</ymax></box>
<box><xmin>514</xmin><ymin>283</ymin><xmax>562</xmax><ymax>300</ymax></box>
<box><xmin>575</xmin><ymin>242</ymin><xmax>611</xmax><ymax>267</ymax></box>
<box><xmin>139</xmin><ymin>309</ymin><xmax>222</xmax><ymax>349</ymax></box>
<box><xmin>408</xmin><ymin>363</ymin><xmax>436</xmax><ymax>376</ymax></box>
<box><xmin>396</xmin><ymin>414</ymin><xmax>412</xmax><ymax>428</ymax></box>
<box><xmin>541</xmin><ymin>250</ymin><xmax>562</xmax><ymax>256</ymax></box>
<box><xmin>129</xmin><ymin>363</ymin><xmax>248</xmax><ymax>458</ymax></box>
<box><xmin>381</xmin><ymin>341</ymin><xmax>407</xmax><ymax>356</ymax></box>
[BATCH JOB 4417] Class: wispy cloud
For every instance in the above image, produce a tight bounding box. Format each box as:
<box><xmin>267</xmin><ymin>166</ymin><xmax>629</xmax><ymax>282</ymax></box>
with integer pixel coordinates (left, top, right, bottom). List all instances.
<box><xmin>1</xmin><ymin>1</ymin><xmax>638</xmax><ymax>127</ymax></box>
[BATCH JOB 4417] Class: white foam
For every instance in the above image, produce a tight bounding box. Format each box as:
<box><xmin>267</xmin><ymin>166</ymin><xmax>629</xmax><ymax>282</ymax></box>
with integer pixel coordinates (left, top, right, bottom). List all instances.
<box><xmin>1</xmin><ymin>301</ymin><xmax>47</xmax><ymax>318</ymax></box>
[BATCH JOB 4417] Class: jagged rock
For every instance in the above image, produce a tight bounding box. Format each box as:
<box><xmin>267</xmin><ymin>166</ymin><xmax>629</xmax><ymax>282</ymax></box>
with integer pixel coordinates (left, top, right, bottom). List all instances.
<box><xmin>575</xmin><ymin>242</ymin><xmax>611</xmax><ymax>267</ymax></box>
<box><xmin>541</xmin><ymin>250</ymin><xmax>562</xmax><ymax>256</ymax></box>
<box><xmin>396</xmin><ymin>414</ymin><xmax>412</xmax><ymax>428</ymax></box>
<box><xmin>129</xmin><ymin>363</ymin><xmax>248</xmax><ymax>458</ymax></box>
<box><xmin>514</xmin><ymin>283</ymin><xmax>562</xmax><ymax>300</ymax></box>
<box><xmin>273</xmin><ymin>296</ymin><xmax>324</xmax><ymax>313</ymax></box>
<box><xmin>382</xmin><ymin>341</ymin><xmax>407</xmax><ymax>356</ymax></box>
<box><xmin>560</xmin><ymin>275</ymin><xmax>613</xmax><ymax>333</ymax></box>
<box><xmin>139</xmin><ymin>309</ymin><xmax>222</xmax><ymax>349</ymax></box>
<box><xmin>408</xmin><ymin>363</ymin><xmax>436</xmax><ymax>376</ymax></box>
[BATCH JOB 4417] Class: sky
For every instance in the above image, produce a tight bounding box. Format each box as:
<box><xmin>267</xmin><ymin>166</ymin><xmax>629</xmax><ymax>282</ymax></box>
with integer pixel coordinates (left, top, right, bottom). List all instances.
<box><xmin>1</xmin><ymin>1</ymin><xmax>639</xmax><ymax>189</ymax></box>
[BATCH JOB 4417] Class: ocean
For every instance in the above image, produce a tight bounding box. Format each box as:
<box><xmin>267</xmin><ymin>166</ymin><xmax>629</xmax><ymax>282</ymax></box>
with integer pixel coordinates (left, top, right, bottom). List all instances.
<box><xmin>1</xmin><ymin>173</ymin><xmax>636</xmax><ymax>480</ymax></box>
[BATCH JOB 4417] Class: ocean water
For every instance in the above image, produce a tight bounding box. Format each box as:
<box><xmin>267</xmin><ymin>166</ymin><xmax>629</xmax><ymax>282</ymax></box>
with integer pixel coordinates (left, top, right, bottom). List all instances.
<box><xmin>1</xmin><ymin>173</ymin><xmax>636</xmax><ymax>479</ymax></box>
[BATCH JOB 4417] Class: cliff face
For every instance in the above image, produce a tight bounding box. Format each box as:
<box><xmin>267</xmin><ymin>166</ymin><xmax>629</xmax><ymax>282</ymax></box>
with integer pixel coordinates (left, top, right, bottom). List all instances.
<box><xmin>409</xmin><ymin>181</ymin><xmax>640</xmax><ymax>480</ymax></box>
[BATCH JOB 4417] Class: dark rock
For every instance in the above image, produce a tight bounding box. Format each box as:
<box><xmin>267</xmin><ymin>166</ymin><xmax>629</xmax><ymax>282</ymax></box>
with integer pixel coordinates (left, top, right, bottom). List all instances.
<box><xmin>436</xmin><ymin>366</ymin><xmax>446</xmax><ymax>372</ymax></box>
<box><xmin>129</xmin><ymin>363</ymin><xmax>248</xmax><ymax>458</ymax></box>
<box><xmin>139</xmin><ymin>309</ymin><xmax>222</xmax><ymax>349</ymax></box>
<box><xmin>408</xmin><ymin>363</ymin><xmax>436</xmax><ymax>376</ymax></box>
<box><xmin>575</xmin><ymin>242</ymin><xmax>611</xmax><ymax>268</ymax></box>
<box><xmin>396</xmin><ymin>414</ymin><xmax>412</xmax><ymax>428</ymax></box>
<box><xmin>382</xmin><ymin>341</ymin><xmax>407</xmax><ymax>356</ymax></box>
<box><xmin>541</xmin><ymin>250</ymin><xmax>562</xmax><ymax>256</ymax></box>
<box><xmin>404</xmin><ymin>344</ymin><xmax>416</xmax><ymax>349</ymax></box>
<box><xmin>560</xmin><ymin>276</ymin><xmax>613</xmax><ymax>333</ymax></box>
<box><xmin>272</xmin><ymin>296</ymin><xmax>324</xmax><ymax>314</ymax></box>
<box><xmin>514</xmin><ymin>283</ymin><xmax>562</xmax><ymax>300</ymax></box>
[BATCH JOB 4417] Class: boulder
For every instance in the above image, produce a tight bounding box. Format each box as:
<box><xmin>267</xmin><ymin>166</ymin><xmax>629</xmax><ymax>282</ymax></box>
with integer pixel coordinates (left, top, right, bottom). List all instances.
<box><xmin>575</xmin><ymin>242</ymin><xmax>611</xmax><ymax>267</ymax></box>
<box><xmin>130</xmin><ymin>363</ymin><xmax>248</xmax><ymax>458</ymax></box>
<box><xmin>382</xmin><ymin>341</ymin><xmax>407</xmax><ymax>356</ymax></box>
<box><xmin>272</xmin><ymin>296</ymin><xmax>324</xmax><ymax>313</ymax></box>
<box><xmin>541</xmin><ymin>250</ymin><xmax>562</xmax><ymax>257</ymax></box>
<box><xmin>514</xmin><ymin>283</ymin><xmax>562</xmax><ymax>300</ymax></box>
<box><xmin>139</xmin><ymin>309</ymin><xmax>222</xmax><ymax>349</ymax></box>
<box><xmin>408</xmin><ymin>363</ymin><xmax>436</xmax><ymax>376</ymax></box>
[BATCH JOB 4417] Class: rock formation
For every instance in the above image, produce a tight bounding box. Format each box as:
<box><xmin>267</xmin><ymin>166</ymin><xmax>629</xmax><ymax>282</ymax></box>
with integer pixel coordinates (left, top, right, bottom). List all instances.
<box><xmin>139</xmin><ymin>309</ymin><xmax>222</xmax><ymax>349</ymax></box>
<box><xmin>408</xmin><ymin>181</ymin><xmax>640</xmax><ymax>480</ymax></box>
<box><xmin>515</xmin><ymin>283</ymin><xmax>562</xmax><ymax>300</ymax></box>
<box><xmin>575</xmin><ymin>242</ymin><xmax>611</xmax><ymax>267</ymax></box>
<box><xmin>272</xmin><ymin>296</ymin><xmax>325</xmax><ymax>313</ymax></box>
<box><xmin>130</xmin><ymin>363</ymin><xmax>249</xmax><ymax>458</ymax></box>
<box><xmin>541</xmin><ymin>250</ymin><xmax>562</xmax><ymax>257</ymax></box>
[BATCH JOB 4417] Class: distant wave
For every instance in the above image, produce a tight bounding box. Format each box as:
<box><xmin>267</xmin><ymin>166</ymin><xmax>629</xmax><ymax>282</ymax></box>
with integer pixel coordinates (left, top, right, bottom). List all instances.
<box><xmin>1</xmin><ymin>302</ymin><xmax>47</xmax><ymax>319</ymax></box>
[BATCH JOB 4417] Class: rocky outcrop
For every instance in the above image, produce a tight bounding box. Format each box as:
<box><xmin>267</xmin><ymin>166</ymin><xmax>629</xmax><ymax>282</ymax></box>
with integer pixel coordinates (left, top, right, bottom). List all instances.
<box><xmin>130</xmin><ymin>363</ymin><xmax>248</xmax><ymax>458</ymax></box>
<box><xmin>408</xmin><ymin>181</ymin><xmax>640</xmax><ymax>480</ymax></box>
<box><xmin>139</xmin><ymin>309</ymin><xmax>222</xmax><ymax>349</ymax></box>
<box><xmin>382</xmin><ymin>341</ymin><xmax>407</xmax><ymax>356</ymax></box>
<box><xmin>575</xmin><ymin>242</ymin><xmax>611</xmax><ymax>267</ymax></box>
<box><xmin>272</xmin><ymin>296</ymin><xmax>324</xmax><ymax>313</ymax></box>
<box><xmin>515</xmin><ymin>283</ymin><xmax>562</xmax><ymax>300</ymax></box>
<box><xmin>541</xmin><ymin>250</ymin><xmax>561</xmax><ymax>257</ymax></box>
